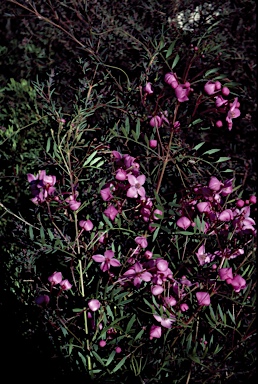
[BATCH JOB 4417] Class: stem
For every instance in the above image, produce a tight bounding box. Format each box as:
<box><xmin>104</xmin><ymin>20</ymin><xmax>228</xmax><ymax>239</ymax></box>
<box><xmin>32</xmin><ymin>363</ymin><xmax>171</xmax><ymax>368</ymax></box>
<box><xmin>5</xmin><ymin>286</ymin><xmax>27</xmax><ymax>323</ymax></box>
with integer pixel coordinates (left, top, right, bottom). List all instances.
<box><xmin>156</xmin><ymin>102</ymin><xmax>180</xmax><ymax>194</ymax></box>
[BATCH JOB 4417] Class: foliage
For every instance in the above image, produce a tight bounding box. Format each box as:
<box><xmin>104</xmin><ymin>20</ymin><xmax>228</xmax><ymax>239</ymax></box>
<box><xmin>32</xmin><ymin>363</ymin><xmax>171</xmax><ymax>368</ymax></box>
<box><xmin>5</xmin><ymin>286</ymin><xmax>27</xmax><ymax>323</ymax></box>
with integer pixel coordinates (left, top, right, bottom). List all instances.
<box><xmin>0</xmin><ymin>0</ymin><xmax>256</xmax><ymax>383</ymax></box>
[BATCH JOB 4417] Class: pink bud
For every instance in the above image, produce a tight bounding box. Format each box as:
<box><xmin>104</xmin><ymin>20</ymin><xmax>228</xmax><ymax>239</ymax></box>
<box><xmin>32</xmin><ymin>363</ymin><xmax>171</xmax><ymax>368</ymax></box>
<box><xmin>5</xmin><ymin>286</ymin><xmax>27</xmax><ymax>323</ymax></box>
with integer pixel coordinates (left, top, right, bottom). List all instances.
<box><xmin>144</xmin><ymin>250</ymin><xmax>153</xmax><ymax>259</ymax></box>
<box><xmin>150</xmin><ymin>115</ymin><xmax>163</xmax><ymax>128</ymax></box>
<box><xmin>88</xmin><ymin>299</ymin><xmax>101</xmax><ymax>312</ymax></box>
<box><xmin>153</xmin><ymin>209</ymin><xmax>163</xmax><ymax>220</ymax></box>
<box><xmin>164</xmin><ymin>72</ymin><xmax>179</xmax><ymax>89</ymax></box>
<box><xmin>115</xmin><ymin>346</ymin><xmax>122</xmax><ymax>353</ymax></box>
<box><xmin>249</xmin><ymin>195</ymin><xmax>257</xmax><ymax>204</ymax></box>
<box><xmin>215</xmin><ymin>120</ymin><xmax>223</xmax><ymax>128</ymax></box>
<box><xmin>115</xmin><ymin>168</ymin><xmax>127</xmax><ymax>181</ymax></box>
<box><xmin>236</xmin><ymin>199</ymin><xmax>245</xmax><ymax>208</ymax></box>
<box><xmin>218</xmin><ymin>209</ymin><xmax>234</xmax><ymax>221</ymax></box>
<box><xmin>69</xmin><ymin>200</ymin><xmax>81</xmax><ymax>211</ymax></box>
<box><xmin>221</xmin><ymin>86</ymin><xmax>230</xmax><ymax>96</ymax></box>
<box><xmin>99</xmin><ymin>340</ymin><xmax>106</xmax><ymax>347</ymax></box>
<box><xmin>144</xmin><ymin>82</ymin><xmax>154</xmax><ymax>95</ymax></box>
<box><xmin>149</xmin><ymin>139</ymin><xmax>157</xmax><ymax>148</ymax></box>
<box><xmin>156</xmin><ymin>259</ymin><xmax>168</xmax><ymax>272</ymax></box>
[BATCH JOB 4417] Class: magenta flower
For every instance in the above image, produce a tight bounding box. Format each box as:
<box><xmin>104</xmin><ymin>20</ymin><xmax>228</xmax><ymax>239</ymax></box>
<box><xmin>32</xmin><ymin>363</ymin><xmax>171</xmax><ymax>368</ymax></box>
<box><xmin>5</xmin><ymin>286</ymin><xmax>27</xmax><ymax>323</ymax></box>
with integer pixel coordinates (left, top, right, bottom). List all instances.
<box><xmin>144</xmin><ymin>82</ymin><xmax>154</xmax><ymax>94</ymax></box>
<box><xmin>149</xmin><ymin>325</ymin><xmax>162</xmax><ymax>339</ymax></box>
<box><xmin>197</xmin><ymin>202</ymin><xmax>212</xmax><ymax>213</ymax></box>
<box><xmin>92</xmin><ymin>250</ymin><xmax>121</xmax><ymax>272</ymax></box>
<box><xmin>99</xmin><ymin>340</ymin><xmax>106</xmax><ymax>347</ymax></box>
<box><xmin>177</xmin><ymin>216</ymin><xmax>191</xmax><ymax>230</ymax></box>
<box><xmin>226</xmin><ymin>97</ymin><xmax>241</xmax><ymax>131</ymax></box>
<box><xmin>122</xmin><ymin>261</ymin><xmax>152</xmax><ymax>288</ymax></box>
<box><xmin>209</xmin><ymin>176</ymin><xmax>223</xmax><ymax>191</ymax></box>
<box><xmin>104</xmin><ymin>205</ymin><xmax>118</xmax><ymax>221</ymax></box>
<box><xmin>115</xmin><ymin>168</ymin><xmax>127</xmax><ymax>181</ymax></box>
<box><xmin>79</xmin><ymin>219</ymin><xmax>94</xmax><ymax>231</ymax></box>
<box><xmin>228</xmin><ymin>274</ymin><xmax>247</xmax><ymax>292</ymax></box>
<box><xmin>149</xmin><ymin>115</ymin><xmax>163</xmax><ymax>128</ymax></box>
<box><xmin>215</xmin><ymin>95</ymin><xmax>228</xmax><ymax>108</ymax></box>
<box><xmin>151</xmin><ymin>285</ymin><xmax>164</xmax><ymax>295</ymax></box>
<box><xmin>69</xmin><ymin>199</ymin><xmax>81</xmax><ymax>211</ymax></box>
<box><xmin>196</xmin><ymin>292</ymin><xmax>211</xmax><ymax>306</ymax></box>
<box><xmin>156</xmin><ymin>259</ymin><xmax>168</xmax><ymax>272</ymax></box>
<box><xmin>196</xmin><ymin>245</ymin><xmax>215</xmax><ymax>266</ymax></box>
<box><xmin>218</xmin><ymin>209</ymin><xmax>234</xmax><ymax>222</ymax></box>
<box><xmin>204</xmin><ymin>80</ymin><xmax>221</xmax><ymax>95</ymax></box>
<box><xmin>163</xmin><ymin>296</ymin><xmax>177</xmax><ymax>307</ymax></box>
<box><xmin>100</xmin><ymin>186</ymin><xmax>113</xmax><ymax>201</ymax></box>
<box><xmin>115</xmin><ymin>346</ymin><xmax>122</xmax><ymax>353</ymax></box>
<box><xmin>180</xmin><ymin>303</ymin><xmax>189</xmax><ymax>312</ymax></box>
<box><xmin>175</xmin><ymin>83</ymin><xmax>191</xmax><ymax>102</ymax></box>
<box><xmin>127</xmin><ymin>174</ymin><xmax>146</xmax><ymax>198</ymax></box>
<box><xmin>88</xmin><ymin>299</ymin><xmax>101</xmax><ymax>312</ymax></box>
<box><xmin>60</xmin><ymin>279</ymin><xmax>72</xmax><ymax>290</ymax></box>
<box><xmin>48</xmin><ymin>271</ymin><xmax>62</xmax><ymax>285</ymax></box>
<box><xmin>219</xmin><ymin>268</ymin><xmax>233</xmax><ymax>281</ymax></box>
<box><xmin>221</xmin><ymin>86</ymin><xmax>230</xmax><ymax>96</ymax></box>
<box><xmin>135</xmin><ymin>236</ymin><xmax>148</xmax><ymax>248</ymax></box>
<box><xmin>249</xmin><ymin>195</ymin><xmax>257</xmax><ymax>204</ymax></box>
<box><xmin>164</xmin><ymin>72</ymin><xmax>179</xmax><ymax>89</ymax></box>
<box><xmin>153</xmin><ymin>314</ymin><xmax>173</xmax><ymax>328</ymax></box>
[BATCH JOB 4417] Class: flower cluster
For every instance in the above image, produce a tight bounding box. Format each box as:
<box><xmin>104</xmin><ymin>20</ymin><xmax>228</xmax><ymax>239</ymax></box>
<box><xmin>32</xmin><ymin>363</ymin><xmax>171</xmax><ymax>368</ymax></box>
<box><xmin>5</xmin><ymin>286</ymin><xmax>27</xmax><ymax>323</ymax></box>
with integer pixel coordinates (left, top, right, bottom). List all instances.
<box><xmin>27</xmin><ymin>170</ymin><xmax>57</xmax><ymax>204</ymax></box>
<box><xmin>164</xmin><ymin>72</ymin><xmax>193</xmax><ymax>102</ymax></box>
<box><xmin>203</xmin><ymin>80</ymin><xmax>241</xmax><ymax>130</ymax></box>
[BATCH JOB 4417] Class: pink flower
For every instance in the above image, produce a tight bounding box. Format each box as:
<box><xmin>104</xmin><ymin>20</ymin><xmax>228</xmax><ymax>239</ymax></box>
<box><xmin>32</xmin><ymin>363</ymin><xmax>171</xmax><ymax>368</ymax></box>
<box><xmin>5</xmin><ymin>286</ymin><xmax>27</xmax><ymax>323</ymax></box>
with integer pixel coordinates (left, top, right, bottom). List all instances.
<box><xmin>48</xmin><ymin>271</ymin><xmax>62</xmax><ymax>285</ymax></box>
<box><xmin>196</xmin><ymin>292</ymin><xmax>211</xmax><ymax>306</ymax></box>
<box><xmin>123</xmin><ymin>262</ymin><xmax>152</xmax><ymax>288</ymax></box>
<box><xmin>177</xmin><ymin>216</ymin><xmax>191</xmax><ymax>230</ymax></box>
<box><xmin>221</xmin><ymin>86</ymin><xmax>230</xmax><ymax>96</ymax></box>
<box><xmin>215</xmin><ymin>95</ymin><xmax>228</xmax><ymax>108</ymax></box>
<box><xmin>219</xmin><ymin>268</ymin><xmax>233</xmax><ymax>281</ymax></box>
<box><xmin>69</xmin><ymin>200</ymin><xmax>81</xmax><ymax>211</ymax></box>
<box><xmin>196</xmin><ymin>245</ymin><xmax>215</xmax><ymax>266</ymax></box>
<box><xmin>153</xmin><ymin>209</ymin><xmax>163</xmax><ymax>220</ymax></box>
<box><xmin>226</xmin><ymin>97</ymin><xmax>241</xmax><ymax>131</ymax></box>
<box><xmin>135</xmin><ymin>236</ymin><xmax>148</xmax><ymax>248</ymax></box>
<box><xmin>151</xmin><ymin>285</ymin><xmax>164</xmax><ymax>295</ymax></box>
<box><xmin>153</xmin><ymin>314</ymin><xmax>173</xmax><ymax>328</ymax></box>
<box><xmin>197</xmin><ymin>202</ymin><xmax>212</xmax><ymax>213</ymax></box>
<box><xmin>127</xmin><ymin>174</ymin><xmax>146</xmax><ymax>198</ymax></box>
<box><xmin>174</xmin><ymin>83</ymin><xmax>191</xmax><ymax>102</ymax></box>
<box><xmin>236</xmin><ymin>199</ymin><xmax>245</xmax><ymax>208</ymax></box>
<box><xmin>204</xmin><ymin>80</ymin><xmax>221</xmax><ymax>95</ymax></box>
<box><xmin>149</xmin><ymin>115</ymin><xmax>163</xmax><ymax>128</ymax></box>
<box><xmin>115</xmin><ymin>346</ymin><xmax>122</xmax><ymax>353</ymax></box>
<box><xmin>220</xmin><ymin>179</ymin><xmax>233</xmax><ymax>196</ymax></box>
<box><xmin>144</xmin><ymin>82</ymin><xmax>154</xmax><ymax>94</ymax></box>
<box><xmin>209</xmin><ymin>176</ymin><xmax>223</xmax><ymax>191</ymax></box>
<box><xmin>79</xmin><ymin>219</ymin><xmax>94</xmax><ymax>231</ymax></box>
<box><xmin>149</xmin><ymin>325</ymin><xmax>162</xmax><ymax>339</ymax></box>
<box><xmin>92</xmin><ymin>250</ymin><xmax>121</xmax><ymax>272</ymax></box>
<box><xmin>99</xmin><ymin>340</ymin><xmax>106</xmax><ymax>347</ymax></box>
<box><xmin>156</xmin><ymin>259</ymin><xmax>168</xmax><ymax>272</ymax></box>
<box><xmin>88</xmin><ymin>299</ymin><xmax>101</xmax><ymax>312</ymax></box>
<box><xmin>115</xmin><ymin>168</ymin><xmax>127</xmax><ymax>181</ymax></box>
<box><xmin>100</xmin><ymin>186</ymin><xmax>113</xmax><ymax>201</ymax></box>
<box><xmin>104</xmin><ymin>205</ymin><xmax>118</xmax><ymax>221</ymax></box>
<box><xmin>180</xmin><ymin>303</ymin><xmax>189</xmax><ymax>312</ymax></box>
<box><xmin>163</xmin><ymin>296</ymin><xmax>177</xmax><ymax>307</ymax></box>
<box><xmin>164</xmin><ymin>72</ymin><xmax>179</xmax><ymax>89</ymax></box>
<box><xmin>228</xmin><ymin>274</ymin><xmax>247</xmax><ymax>292</ymax></box>
<box><xmin>60</xmin><ymin>279</ymin><xmax>72</xmax><ymax>290</ymax></box>
<box><xmin>218</xmin><ymin>209</ymin><xmax>234</xmax><ymax>221</ymax></box>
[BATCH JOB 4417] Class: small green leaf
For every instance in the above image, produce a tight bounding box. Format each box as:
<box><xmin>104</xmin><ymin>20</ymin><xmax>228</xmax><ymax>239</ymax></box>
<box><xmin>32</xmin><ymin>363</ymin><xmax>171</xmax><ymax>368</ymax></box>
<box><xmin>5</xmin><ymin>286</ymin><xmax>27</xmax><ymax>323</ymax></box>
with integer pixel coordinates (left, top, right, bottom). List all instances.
<box><xmin>215</xmin><ymin>156</ymin><xmax>231</xmax><ymax>163</ymax></box>
<box><xmin>172</xmin><ymin>53</ymin><xmax>180</xmax><ymax>69</ymax></box>
<box><xmin>126</xmin><ymin>314</ymin><xmax>136</xmax><ymax>333</ymax></box>
<box><xmin>111</xmin><ymin>355</ymin><xmax>127</xmax><ymax>373</ymax></box>
<box><xmin>166</xmin><ymin>40</ymin><xmax>176</xmax><ymax>58</ymax></box>
<box><xmin>202</xmin><ymin>148</ymin><xmax>220</xmax><ymax>155</ymax></box>
<box><xmin>204</xmin><ymin>67</ymin><xmax>221</xmax><ymax>77</ymax></box>
<box><xmin>192</xmin><ymin>142</ymin><xmax>205</xmax><ymax>151</ymax></box>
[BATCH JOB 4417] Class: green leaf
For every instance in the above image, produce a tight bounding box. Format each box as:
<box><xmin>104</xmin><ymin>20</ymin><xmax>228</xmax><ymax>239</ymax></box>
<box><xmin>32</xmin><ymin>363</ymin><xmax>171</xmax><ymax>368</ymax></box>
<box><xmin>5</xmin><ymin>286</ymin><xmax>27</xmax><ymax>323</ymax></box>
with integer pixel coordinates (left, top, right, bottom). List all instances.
<box><xmin>192</xmin><ymin>142</ymin><xmax>205</xmax><ymax>151</ymax></box>
<box><xmin>91</xmin><ymin>351</ymin><xmax>105</xmax><ymax>366</ymax></box>
<box><xmin>135</xmin><ymin>329</ymin><xmax>145</xmax><ymax>341</ymax></box>
<box><xmin>126</xmin><ymin>314</ymin><xmax>136</xmax><ymax>333</ymax></box>
<box><xmin>83</xmin><ymin>150</ymin><xmax>98</xmax><ymax>166</ymax></box>
<box><xmin>28</xmin><ymin>226</ymin><xmax>34</xmax><ymax>241</ymax></box>
<box><xmin>172</xmin><ymin>53</ymin><xmax>180</xmax><ymax>69</ymax></box>
<box><xmin>166</xmin><ymin>40</ymin><xmax>176</xmax><ymax>59</ymax></box>
<box><xmin>204</xmin><ymin>67</ymin><xmax>221</xmax><ymax>77</ymax></box>
<box><xmin>105</xmin><ymin>350</ymin><xmax>116</xmax><ymax>367</ymax></box>
<box><xmin>215</xmin><ymin>156</ymin><xmax>231</xmax><ymax>163</ymax></box>
<box><xmin>46</xmin><ymin>137</ymin><xmax>51</xmax><ymax>153</ymax></box>
<box><xmin>202</xmin><ymin>148</ymin><xmax>220</xmax><ymax>155</ymax></box>
<box><xmin>111</xmin><ymin>355</ymin><xmax>127</xmax><ymax>373</ymax></box>
<box><xmin>78</xmin><ymin>352</ymin><xmax>87</xmax><ymax>368</ymax></box>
